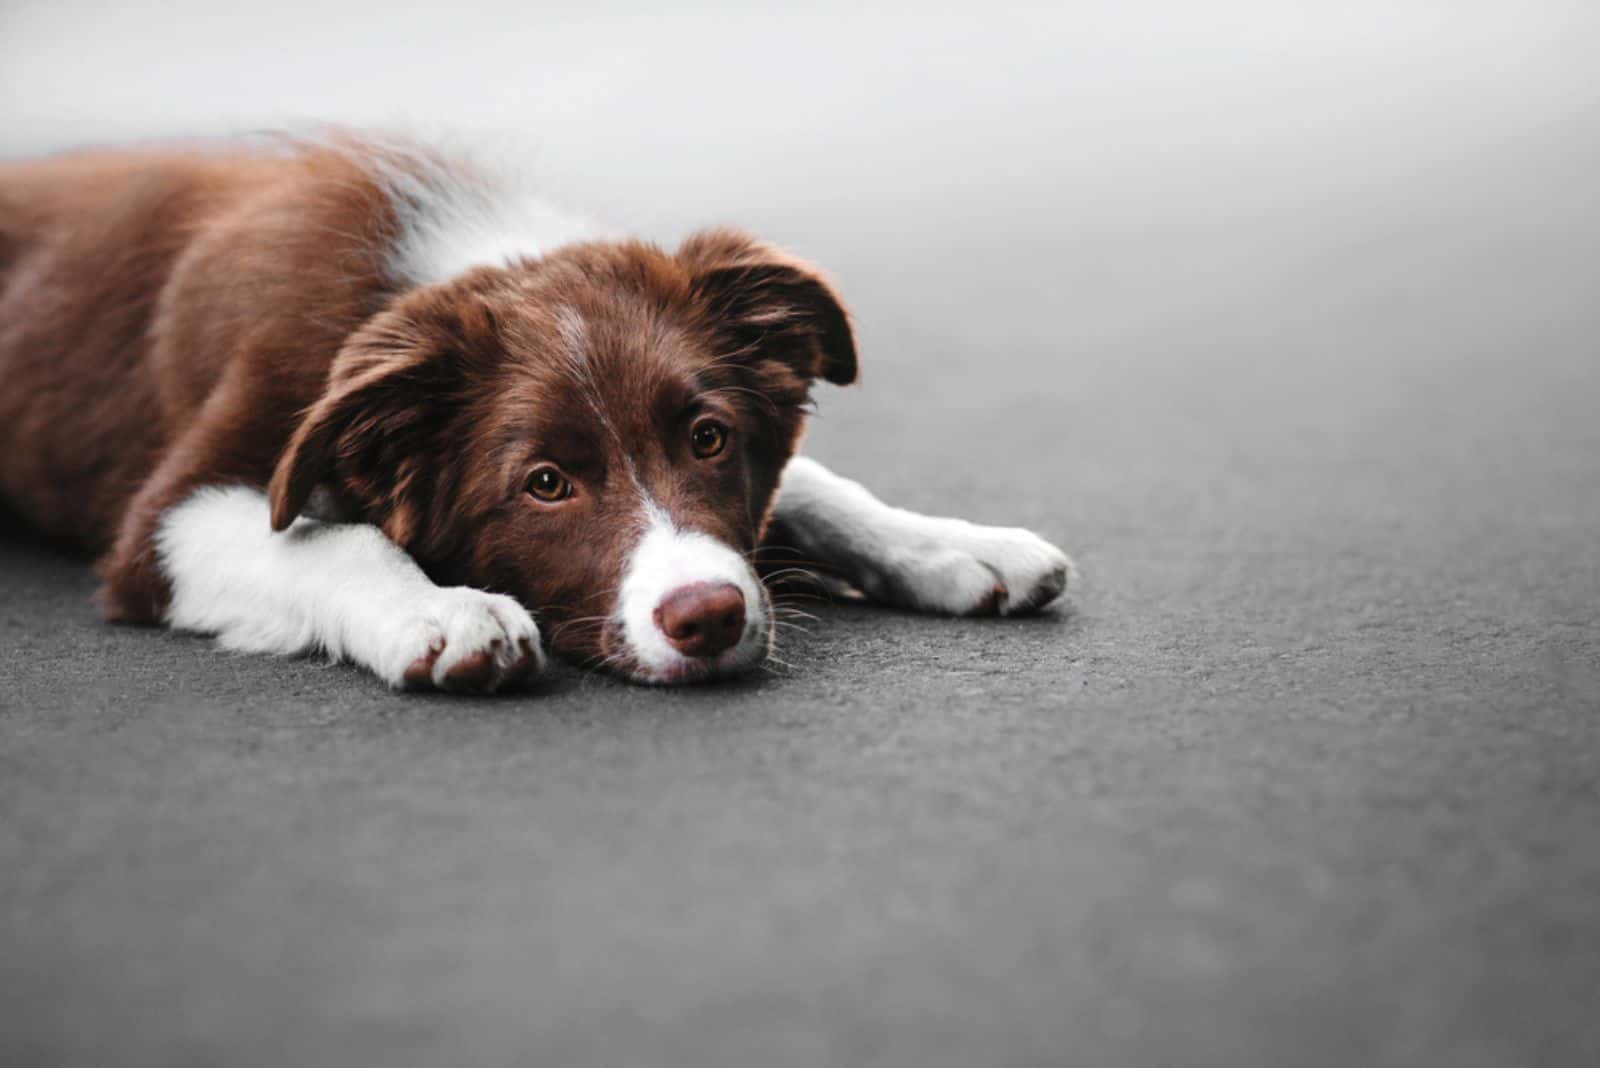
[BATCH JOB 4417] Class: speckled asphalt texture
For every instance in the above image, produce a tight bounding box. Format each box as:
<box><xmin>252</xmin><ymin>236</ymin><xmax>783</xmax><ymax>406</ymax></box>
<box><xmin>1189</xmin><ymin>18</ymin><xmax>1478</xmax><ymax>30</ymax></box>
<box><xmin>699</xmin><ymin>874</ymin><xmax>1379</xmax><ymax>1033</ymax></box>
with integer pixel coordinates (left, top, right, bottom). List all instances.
<box><xmin>3</xmin><ymin>5</ymin><xmax>1599</xmax><ymax>1066</ymax></box>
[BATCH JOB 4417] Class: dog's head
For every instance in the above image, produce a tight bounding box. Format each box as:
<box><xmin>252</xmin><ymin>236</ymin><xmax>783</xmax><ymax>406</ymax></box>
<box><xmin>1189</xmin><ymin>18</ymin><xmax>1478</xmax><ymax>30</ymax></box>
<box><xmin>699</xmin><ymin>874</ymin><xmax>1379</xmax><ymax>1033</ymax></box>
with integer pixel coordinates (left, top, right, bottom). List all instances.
<box><xmin>267</xmin><ymin>229</ymin><xmax>856</xmax><ymax>683</ymax></box>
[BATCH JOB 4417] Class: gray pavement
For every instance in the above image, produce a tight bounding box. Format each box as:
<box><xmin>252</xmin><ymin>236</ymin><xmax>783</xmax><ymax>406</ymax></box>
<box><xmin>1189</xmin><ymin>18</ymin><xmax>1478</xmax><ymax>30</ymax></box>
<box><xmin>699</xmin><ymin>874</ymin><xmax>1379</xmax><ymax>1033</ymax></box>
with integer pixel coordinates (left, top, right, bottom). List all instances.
<box><xmin>3</xmin><ymin>4</ymin><xmax>1599</xmax><ymax>1066</ymax></box>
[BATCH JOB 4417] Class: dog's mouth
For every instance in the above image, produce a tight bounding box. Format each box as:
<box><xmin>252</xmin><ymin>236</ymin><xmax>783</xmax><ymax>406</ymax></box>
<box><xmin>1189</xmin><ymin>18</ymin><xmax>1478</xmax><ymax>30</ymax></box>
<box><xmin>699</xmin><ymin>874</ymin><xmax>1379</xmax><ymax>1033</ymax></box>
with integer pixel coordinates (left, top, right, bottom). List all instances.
<box><xmin>574</xmin><ymin>510</ymin><xmax>777</xmax><ymax>686</ymax></box>
<box><xmin>596</xmin><ymin>597</ymin><xmax>774</xmax><ymax>685</ymax></box>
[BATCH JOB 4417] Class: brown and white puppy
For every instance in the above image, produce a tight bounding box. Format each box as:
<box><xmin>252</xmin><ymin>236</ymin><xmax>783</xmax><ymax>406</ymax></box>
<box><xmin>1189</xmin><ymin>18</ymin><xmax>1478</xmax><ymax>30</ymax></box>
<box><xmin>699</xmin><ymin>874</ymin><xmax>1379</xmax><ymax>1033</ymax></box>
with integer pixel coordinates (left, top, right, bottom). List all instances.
<box><xmin>0</xmin><ymin>135</ymin><xmax>1072</xmax><ymax>692</ymax></box>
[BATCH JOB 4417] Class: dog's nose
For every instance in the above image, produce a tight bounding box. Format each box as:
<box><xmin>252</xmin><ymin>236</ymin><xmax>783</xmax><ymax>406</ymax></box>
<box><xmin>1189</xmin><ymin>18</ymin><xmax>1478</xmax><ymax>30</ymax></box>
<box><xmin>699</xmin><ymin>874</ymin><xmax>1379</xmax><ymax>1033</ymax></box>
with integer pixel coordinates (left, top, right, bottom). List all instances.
<box><xmin>652</xmin><ymin>582</ymin><xmax>746</xmax><ymax>659</ymax></box>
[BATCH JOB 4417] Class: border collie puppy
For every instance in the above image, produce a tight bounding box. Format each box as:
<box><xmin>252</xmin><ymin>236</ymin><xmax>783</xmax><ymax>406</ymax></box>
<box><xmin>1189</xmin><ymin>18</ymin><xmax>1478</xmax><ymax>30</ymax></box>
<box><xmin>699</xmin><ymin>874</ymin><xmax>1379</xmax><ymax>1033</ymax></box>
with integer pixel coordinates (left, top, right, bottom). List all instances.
<box><xmin>0</xmin><ymin>136</ymin><xmax>1072</xmax><ymax>692</ymax></box>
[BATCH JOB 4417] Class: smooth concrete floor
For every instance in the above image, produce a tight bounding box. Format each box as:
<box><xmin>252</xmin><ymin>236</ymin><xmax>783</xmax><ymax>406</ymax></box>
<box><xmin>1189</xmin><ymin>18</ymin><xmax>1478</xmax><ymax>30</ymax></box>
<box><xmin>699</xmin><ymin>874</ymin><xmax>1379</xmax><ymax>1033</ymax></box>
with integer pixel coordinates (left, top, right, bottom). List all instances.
<box><xmin>3</xmin><ymin>5</ymin><xmax>1599</xmax><ymax>1066</ymax></box>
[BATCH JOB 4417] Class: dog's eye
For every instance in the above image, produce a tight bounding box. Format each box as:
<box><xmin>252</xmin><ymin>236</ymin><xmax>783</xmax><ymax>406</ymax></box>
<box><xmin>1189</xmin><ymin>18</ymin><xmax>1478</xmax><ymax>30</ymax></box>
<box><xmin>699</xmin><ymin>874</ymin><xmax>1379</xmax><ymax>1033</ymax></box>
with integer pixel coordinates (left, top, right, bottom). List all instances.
<box><xmin>690</xmin><ymin>418</ymin><xmax>729</xmax><ymax>459</ymax></box>
<box><xmin>525</xmin><ymin>466</ymin><xmax>573</xmax><ymax>502</ymax></box>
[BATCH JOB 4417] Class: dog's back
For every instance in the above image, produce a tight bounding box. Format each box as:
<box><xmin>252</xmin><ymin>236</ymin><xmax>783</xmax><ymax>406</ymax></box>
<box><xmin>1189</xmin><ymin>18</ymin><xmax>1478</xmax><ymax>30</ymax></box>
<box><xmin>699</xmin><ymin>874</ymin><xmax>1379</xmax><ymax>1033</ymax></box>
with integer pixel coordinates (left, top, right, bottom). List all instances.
<box><xmin>0</xmin><ymin>145</ymin><xmax>397</xmax><ymax>549</ymax></box>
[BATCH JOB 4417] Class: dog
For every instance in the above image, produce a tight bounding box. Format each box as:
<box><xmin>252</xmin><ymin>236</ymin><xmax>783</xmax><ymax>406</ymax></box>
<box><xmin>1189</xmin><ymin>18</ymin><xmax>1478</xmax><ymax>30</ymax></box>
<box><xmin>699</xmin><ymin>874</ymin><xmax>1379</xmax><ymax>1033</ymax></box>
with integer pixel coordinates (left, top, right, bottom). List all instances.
<box><xmin>0</xmin><ymin>135</ymin><xmax>1072</xmax><ymax>692</ymax></box>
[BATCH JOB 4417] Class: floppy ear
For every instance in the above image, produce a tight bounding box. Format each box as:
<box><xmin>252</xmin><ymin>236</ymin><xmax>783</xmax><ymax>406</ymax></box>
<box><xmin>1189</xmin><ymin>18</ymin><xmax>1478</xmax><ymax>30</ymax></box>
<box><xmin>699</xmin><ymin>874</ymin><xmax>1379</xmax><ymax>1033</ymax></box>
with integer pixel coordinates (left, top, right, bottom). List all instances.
<box><xmin>679</xmin><ymin>228</ymin><xmax>858</xmax><ymax>388</ymax></box>
<box><xmin>264</xmin><ymin>292</ymin><xmax>499</xmax><ymax>546</ymax></box>
<box><xmin>262</xmin><ymin>343</ymin><xmax>454</xmax><ymax>534</ymax></box>
<box><xmin>269</xmin><ymin>293</ymin><xmax>504</xmax><ymax>538</ymax></box>
<box><xmin>267</xmin><ymin>345</ymin><xmax>451</xmax><ymax>535</ymax></box>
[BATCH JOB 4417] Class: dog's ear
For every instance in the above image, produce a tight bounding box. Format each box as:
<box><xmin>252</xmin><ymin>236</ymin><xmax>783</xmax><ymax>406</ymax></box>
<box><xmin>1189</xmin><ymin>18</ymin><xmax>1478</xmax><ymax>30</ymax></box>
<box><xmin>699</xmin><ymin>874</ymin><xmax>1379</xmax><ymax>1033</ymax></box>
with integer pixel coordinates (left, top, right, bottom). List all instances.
<box><xmin>679</xmin><ymin>228</ymin><xmax>858</xmax><ymax>389</ymax></box>
<box><xmin>267</xmin><ymin>303</ymin><xmax>490</xmax><ymax>542</ymax></box>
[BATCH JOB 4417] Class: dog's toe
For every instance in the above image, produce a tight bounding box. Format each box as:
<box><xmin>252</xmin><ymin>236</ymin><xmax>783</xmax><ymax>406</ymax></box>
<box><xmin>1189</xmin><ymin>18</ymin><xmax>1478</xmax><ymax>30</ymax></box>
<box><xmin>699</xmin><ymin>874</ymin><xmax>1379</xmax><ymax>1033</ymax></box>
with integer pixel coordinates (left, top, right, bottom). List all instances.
<box><xmin>998</xmin><ymin>553</ymin><xmax>1073</xmax><ymax>616</ymax></box>
<box><xmin>402</xmin><ymin>640</ymin><xmax>444</xmax><ymax>690</ymax></box>
<box><xmin>442</xmin><ymin>648</ymin><xmax>498</xmax><ymax>691</ymax></box>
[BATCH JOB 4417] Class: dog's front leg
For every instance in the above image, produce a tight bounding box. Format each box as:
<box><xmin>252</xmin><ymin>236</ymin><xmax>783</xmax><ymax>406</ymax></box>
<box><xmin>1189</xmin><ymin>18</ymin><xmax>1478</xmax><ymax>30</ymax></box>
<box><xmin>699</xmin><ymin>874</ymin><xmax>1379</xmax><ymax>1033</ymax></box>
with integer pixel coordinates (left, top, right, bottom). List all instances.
<box><xmin>765</xmin><ymin>458</ymin><xmax>1074</xmax><ymax>616</ymax></box>
<box><xmin>155</xmin><ymin>486</ymin><xmax>543</xmax><ymax>693</ymax></box>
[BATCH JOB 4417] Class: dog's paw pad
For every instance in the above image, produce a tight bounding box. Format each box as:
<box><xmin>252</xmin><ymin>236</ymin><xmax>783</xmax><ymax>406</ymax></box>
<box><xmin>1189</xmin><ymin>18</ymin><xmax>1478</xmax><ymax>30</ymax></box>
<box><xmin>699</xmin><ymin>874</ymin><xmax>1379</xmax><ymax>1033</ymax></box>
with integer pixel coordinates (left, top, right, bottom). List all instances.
<box><xmin>498</xmin><ymin>639</ymin><xmax>542</xmax><ymax>688</ymax></box>
<box><xmin>996</xmin><ymin>555</ymin><xmax>1072</xmax><ymax>616</ymax></box>
<box><xmin>402</xmin><ymin>639</ymin><xmax>445</xmax><ymax>690</ymax></box>
<box><xmin>443</xmin><ymin>648</ymin><xmax>497</xmax><ymax>691</ymax></box>
<box><xmin>972</xmin><ymin>581</ymin><xmax>1010</xmax><ymax>616</ymax></box>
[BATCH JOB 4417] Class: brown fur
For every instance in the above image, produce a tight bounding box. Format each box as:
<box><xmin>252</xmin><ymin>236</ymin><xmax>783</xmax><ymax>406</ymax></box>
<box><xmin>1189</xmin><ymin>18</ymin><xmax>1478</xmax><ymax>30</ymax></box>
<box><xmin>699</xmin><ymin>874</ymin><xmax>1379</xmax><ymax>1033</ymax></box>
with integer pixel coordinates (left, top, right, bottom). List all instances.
<box><xmin>0</xmin><ymin>139</ymin><xmax>856</xmax><ymax>670</ymax></box>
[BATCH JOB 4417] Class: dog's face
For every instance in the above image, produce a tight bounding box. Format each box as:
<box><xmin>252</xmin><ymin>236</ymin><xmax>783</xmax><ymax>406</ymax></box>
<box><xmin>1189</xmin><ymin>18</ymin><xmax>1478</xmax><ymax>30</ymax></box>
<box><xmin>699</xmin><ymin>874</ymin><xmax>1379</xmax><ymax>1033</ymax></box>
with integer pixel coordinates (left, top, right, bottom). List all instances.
<box><xmin>268</xmin><ymin>230</ymin><xmax>856</xmax><ymax>683</ymax></box>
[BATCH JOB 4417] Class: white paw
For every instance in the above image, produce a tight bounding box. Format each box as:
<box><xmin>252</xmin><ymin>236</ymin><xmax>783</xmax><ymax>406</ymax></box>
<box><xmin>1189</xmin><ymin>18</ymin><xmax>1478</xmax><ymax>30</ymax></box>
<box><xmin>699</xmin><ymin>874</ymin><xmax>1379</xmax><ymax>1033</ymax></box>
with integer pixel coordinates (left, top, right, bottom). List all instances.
<box><xmin>374</xmin><ymin>588</ymin><xmax>545</xmax><ymax>693</ymax></box>
<box><xmin>866</xmin><ymin>519</ymin><xmax>1074</xmax><ymax>617</ymax></box>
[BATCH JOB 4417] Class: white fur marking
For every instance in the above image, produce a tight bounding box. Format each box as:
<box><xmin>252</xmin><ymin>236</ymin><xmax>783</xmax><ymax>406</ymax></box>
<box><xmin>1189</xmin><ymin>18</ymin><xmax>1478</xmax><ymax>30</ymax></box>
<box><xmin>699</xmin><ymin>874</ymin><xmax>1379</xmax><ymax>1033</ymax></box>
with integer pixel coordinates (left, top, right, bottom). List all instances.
<box><xmin>771</xmin><ymin>457</ymin><xmax>1075</xmax><ymax>615</ymax></box>
<box><xmin>364</xmin><ymin>142</ymin><xmax>599</xmax><ymax>286</ymax></box>
<box><xmin>615</xmin><ymin>502</ymin><xmax>769</xmax><ymax>682</ymax></box>
<box><xmin>156</xmin><ymin>486</ymin><xmax>543</xmax><ymax>689</ymax></box>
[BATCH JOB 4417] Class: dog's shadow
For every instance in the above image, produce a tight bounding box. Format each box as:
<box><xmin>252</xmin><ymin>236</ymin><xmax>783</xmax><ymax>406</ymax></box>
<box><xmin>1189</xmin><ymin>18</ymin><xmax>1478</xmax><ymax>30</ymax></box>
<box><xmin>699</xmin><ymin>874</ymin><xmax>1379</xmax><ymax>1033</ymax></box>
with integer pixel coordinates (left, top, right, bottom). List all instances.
<box><xmin>0</xmin><ymin>499</ymin><xmax>99</xmax><ymax>592</ymax></box>
<box><xmin>774</xmin><ymin>582</ymin><xmax>1080</xmax><ymax>627</ymax></box>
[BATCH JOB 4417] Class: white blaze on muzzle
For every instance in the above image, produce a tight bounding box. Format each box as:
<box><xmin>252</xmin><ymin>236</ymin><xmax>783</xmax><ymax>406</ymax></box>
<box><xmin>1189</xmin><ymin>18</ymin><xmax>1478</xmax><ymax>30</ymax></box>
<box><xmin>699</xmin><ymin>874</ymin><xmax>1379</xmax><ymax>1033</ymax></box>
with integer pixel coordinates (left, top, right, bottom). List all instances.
<box><xmin>615</xmin><ymin>504</ymin><xmax>769</xmax><ymax>682</ymax></box>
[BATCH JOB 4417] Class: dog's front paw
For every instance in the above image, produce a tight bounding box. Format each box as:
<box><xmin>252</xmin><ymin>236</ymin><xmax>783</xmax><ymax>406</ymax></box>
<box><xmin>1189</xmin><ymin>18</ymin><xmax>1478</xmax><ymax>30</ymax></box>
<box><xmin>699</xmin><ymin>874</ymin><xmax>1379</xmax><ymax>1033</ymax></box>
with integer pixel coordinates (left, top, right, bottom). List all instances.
<box><xmin>867</xmin><ymin>521</ymin><xmax>1074</xmax><ymax>617</ymax></box>
<box><xmin>376</xmin><ymin>588</ymin><xmax>545</xmax><ymax>694</ymax></box>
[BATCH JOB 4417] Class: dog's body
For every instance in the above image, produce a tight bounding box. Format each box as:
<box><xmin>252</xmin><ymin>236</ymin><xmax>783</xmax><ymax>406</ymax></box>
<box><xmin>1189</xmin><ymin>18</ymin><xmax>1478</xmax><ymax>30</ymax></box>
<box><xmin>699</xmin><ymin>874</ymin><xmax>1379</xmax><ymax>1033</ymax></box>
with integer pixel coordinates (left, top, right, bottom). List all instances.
<box><xmin>0</xmin><ymin>136</ymin><xmax>1071</xmax><ymax>691</ymax></box>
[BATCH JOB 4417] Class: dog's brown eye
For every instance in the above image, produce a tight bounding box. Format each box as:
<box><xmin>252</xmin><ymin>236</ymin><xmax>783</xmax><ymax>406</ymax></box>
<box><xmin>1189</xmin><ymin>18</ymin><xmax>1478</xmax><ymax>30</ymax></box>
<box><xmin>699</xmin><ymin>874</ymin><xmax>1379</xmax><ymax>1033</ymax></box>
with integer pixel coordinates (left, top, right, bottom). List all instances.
<box><xmin>691</xmin><ymin>419</ymin><xmax>729</xmax><ymax>459</ymax></box>
<box><xmin>526</xmin><ymin>466</ymin><xmax>572</xmax><ymax>502</ymax></box>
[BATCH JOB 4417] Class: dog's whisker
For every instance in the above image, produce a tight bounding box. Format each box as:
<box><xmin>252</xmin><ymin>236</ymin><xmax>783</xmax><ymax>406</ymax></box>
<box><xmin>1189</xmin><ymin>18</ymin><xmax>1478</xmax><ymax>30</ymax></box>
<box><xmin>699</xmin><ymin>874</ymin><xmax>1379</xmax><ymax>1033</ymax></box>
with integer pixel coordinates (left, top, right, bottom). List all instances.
<box><xmin>759</xmin><ymin>566</ymin><xmax>822</xmax><ymax>585</ymax></box>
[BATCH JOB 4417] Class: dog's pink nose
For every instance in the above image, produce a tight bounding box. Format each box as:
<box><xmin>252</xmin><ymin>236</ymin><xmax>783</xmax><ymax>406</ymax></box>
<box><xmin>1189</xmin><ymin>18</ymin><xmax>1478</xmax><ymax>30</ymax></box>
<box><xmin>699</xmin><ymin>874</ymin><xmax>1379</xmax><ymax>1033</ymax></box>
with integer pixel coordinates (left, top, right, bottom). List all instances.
<box><xmin>653</xmin><ymin>582</ymin><xmax>746</xmax><ymax>659</ymax></box>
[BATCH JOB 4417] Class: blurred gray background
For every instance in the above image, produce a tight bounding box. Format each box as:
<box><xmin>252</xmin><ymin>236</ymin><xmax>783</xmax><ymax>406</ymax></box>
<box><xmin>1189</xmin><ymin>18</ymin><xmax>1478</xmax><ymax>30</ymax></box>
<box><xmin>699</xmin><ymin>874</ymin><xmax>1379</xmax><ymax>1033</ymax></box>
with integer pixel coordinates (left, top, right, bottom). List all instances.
<box><xmin>3</xmin><ymin>2</ymin><xmax>1599</xmax><ymax>1066</ymax></box>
